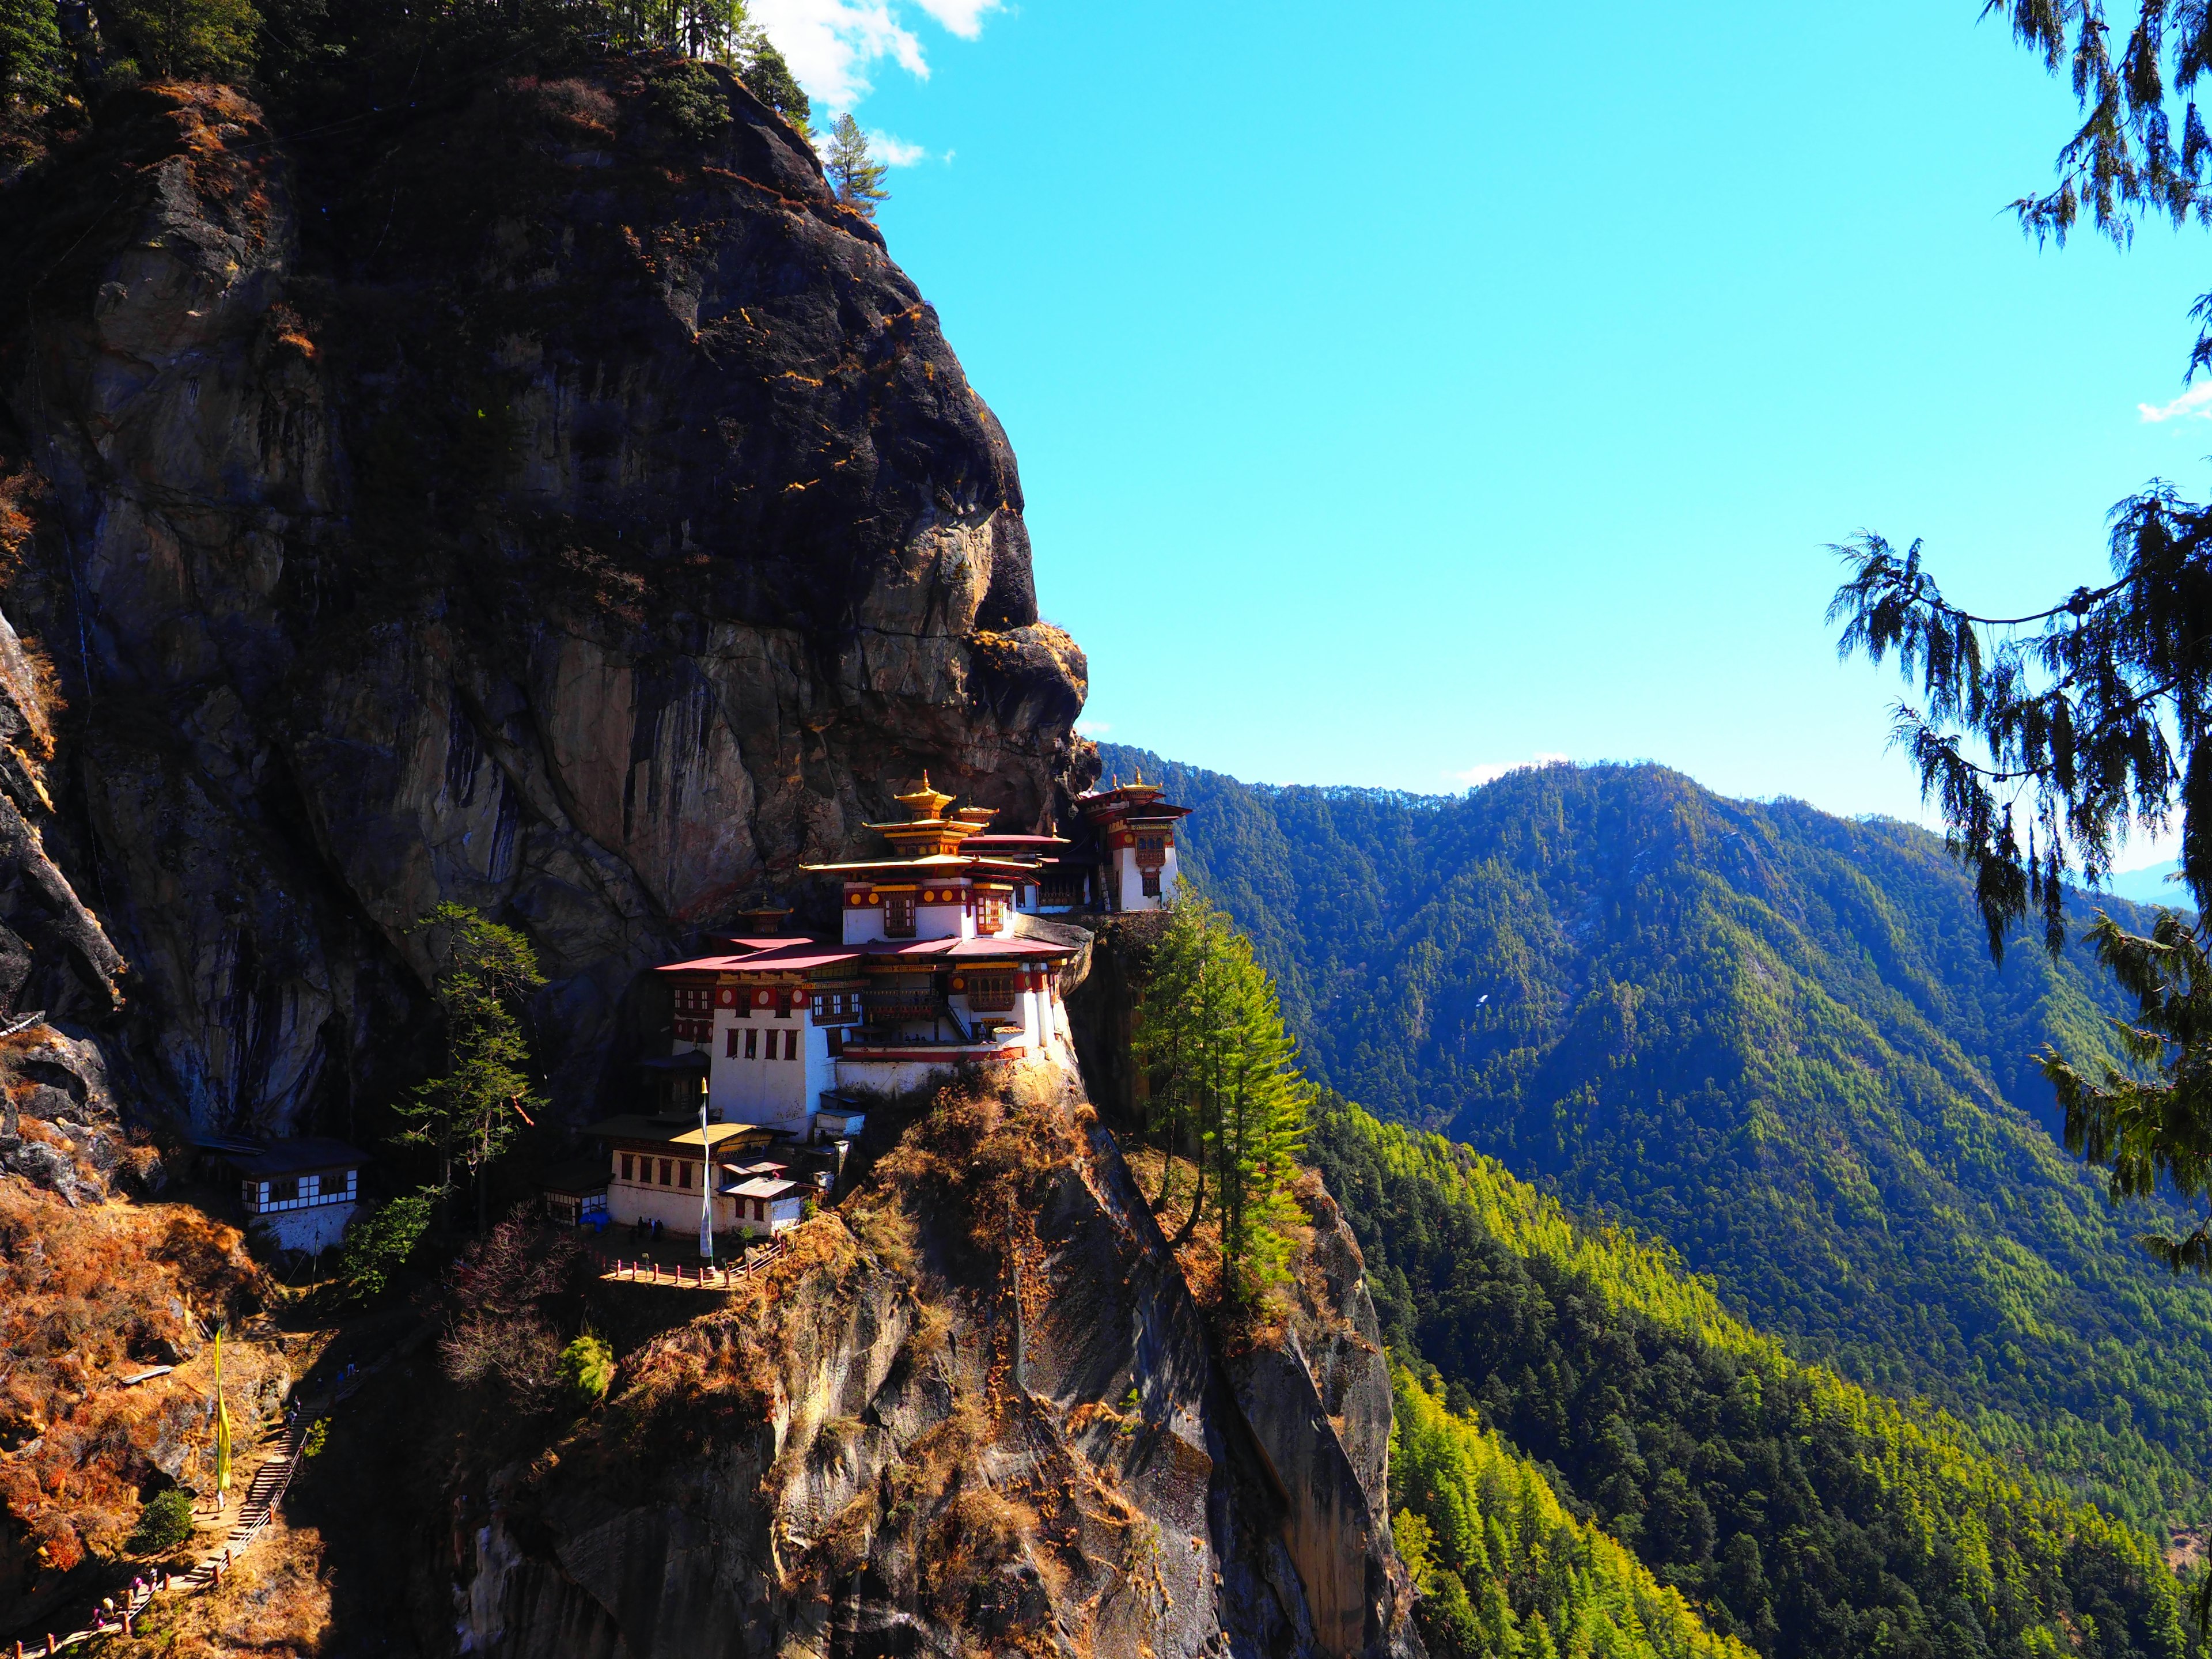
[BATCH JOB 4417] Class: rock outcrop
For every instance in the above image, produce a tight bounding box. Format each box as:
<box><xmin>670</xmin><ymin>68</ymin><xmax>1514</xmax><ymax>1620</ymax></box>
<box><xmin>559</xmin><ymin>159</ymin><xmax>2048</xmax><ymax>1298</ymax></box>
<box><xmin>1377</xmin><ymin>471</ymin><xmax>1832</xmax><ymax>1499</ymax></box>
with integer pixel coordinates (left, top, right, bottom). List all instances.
<box><xmin>451</xmin><ymin>1066</ymin><xmax>1421</xmax><ymax>1659</ymax></box>
<box><xmin>0</xmin><ymin>68</ymin><xmax>1093</xmax><ymax>1135</ymax></box>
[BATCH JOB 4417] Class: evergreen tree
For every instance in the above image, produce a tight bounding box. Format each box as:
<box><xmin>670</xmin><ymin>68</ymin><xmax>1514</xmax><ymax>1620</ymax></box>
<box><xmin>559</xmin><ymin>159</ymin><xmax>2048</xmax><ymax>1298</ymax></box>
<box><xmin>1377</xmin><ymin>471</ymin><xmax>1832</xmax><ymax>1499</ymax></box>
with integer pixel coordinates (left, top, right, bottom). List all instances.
<box><xmin>737</xmin><ymin>30</ymin><xmax>808</xmax><ymax>134</ymax></box>
<box><xmin>1828</xmin><ymin>5</ymin><xmax>2212</xmax><ymax>1304</ymax></box>
<box><xmin>107</xmin><ymin>0</ymin><xmax>259</xmax><ymax>80</ymax></box>
<box><xmin>0</xmin><ymin>0</ymin><xmax>66</xmax><ymax>107</ymax></box>
<box><xmin>825</xmin><ymin>111</ymin><xmax>888</xmax><ymax>217</ymax></box>
<box><xmin>1132</xmin><ymin>889</ymin><xmax>1305</xmax><ymax>1296</ymax></box>
<box><xmin>391</xmin><ymin>902</ymin><xmax>547</xmax><ymax>1233</ymax></box>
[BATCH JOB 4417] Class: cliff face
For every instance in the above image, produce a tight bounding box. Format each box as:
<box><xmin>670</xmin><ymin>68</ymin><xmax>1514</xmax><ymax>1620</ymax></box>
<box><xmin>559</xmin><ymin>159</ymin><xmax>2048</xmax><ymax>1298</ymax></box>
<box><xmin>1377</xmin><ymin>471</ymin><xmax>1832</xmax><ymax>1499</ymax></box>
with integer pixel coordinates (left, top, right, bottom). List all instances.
<box><xmin>452</xmin><ymin>1065</ymin><xmax>1419</xmax><ymax>1659</ymax></box>
<box><xmin>0</xmin><ymin>69</ymin><xmax>1091</xmax><ymax>1133</ymax></box>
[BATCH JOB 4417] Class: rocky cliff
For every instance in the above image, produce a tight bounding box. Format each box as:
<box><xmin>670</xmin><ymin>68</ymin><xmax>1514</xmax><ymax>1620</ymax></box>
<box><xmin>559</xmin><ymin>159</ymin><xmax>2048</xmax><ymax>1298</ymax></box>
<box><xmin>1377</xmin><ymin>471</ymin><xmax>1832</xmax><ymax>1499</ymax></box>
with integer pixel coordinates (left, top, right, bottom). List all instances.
<box><xmin>451</xmin><ymin>1064</ymin><xmax>1420</xmax><ymax>1659</ymax></box>
<box><xmin>0</xmin><ymin>66</ymin><xmax>1092</xmax><ymax>1135</ymax></box>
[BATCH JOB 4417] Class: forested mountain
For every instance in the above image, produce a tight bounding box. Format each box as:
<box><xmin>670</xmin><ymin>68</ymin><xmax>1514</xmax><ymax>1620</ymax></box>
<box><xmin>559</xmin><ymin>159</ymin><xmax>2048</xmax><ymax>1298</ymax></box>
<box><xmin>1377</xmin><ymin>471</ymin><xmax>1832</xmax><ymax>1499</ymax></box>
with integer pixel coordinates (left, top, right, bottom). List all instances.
<box><xmin>1317</xmin><ymin>1100</ymin><xmax>2191</xmax><ymax>1659</ymax></box>
<box><xmin>1099</xmin><ymin>744</ymin><xmax>2212</xmax><ymax>1524</ymax></box>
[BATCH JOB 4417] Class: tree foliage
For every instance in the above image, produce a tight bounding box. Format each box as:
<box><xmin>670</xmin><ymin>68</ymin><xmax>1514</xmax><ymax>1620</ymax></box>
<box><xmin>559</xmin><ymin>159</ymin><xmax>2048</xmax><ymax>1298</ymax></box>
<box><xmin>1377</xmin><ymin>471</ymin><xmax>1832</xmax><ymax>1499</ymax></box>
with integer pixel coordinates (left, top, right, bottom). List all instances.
<box><xmin>323</xmin><ymin>1188</ymin><xmax>434</xmax><ymax>1309</ymax></box>
<box><xmin>737</xmin><ymin>33</ymin><xmax>807</xmax><ymax>132</ymax></box>
<box><xmin>105</xmin><ymin>0</ymin><xmax>260</xmax><ymax>81</ymax></box>
<box><xmin>1392</xmin><ymin>1362</ymin><xmax>1752</xmax><ymax>1659</ymax></box>
<box><xmin>1131</xmin><ymin>888</ymin><xmax>1305</xmax><ymax>1296</ymax></box>
<box><xmin>0</xmin><ymin>0</ymin><xmax>68</xmax><ymax>107</ymax></box>
<box><xmin>1312</xmin><ymin>1099</ymin><xmax>2195</xmax><ymax>1659</ymax></box>
<box><xmin>824</xmin><ymin>112</ymin><xmax>887</xmax><ymax>216</ymax></box>
<box><xmin>390</xmin><ymin>903</ymin><xmax>546</xmax><ymax>1232</ymax></box>
<box><xmin>1827</xmin><ymin>522</ymin><xmax>2212</xmax><ymax>956</ymax></box>
<box><xmin>126</xmin><ymin>1487</ymin><xmax>195</xmax><ymax>1554</ymax></box>
<box><xmin>2043</xmin><ymin>910</ymin><xmax>2212</xmax><ymax>1274</ymax></box>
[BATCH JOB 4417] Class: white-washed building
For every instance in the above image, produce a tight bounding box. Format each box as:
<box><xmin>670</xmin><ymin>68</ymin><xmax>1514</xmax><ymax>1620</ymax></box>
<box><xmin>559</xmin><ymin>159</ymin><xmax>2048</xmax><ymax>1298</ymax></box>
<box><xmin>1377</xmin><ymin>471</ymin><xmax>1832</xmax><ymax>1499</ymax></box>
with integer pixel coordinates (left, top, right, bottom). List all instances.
<box><xmin>650</xmin><ymin>774</ymin><xmax>1084</xmax><ymax>1136</ymax></box>
<box><xmin>1077</xmin><ymin>774</ymin><xmax>1192</xmax><ymax>912</ymax></box>
<box><xmin>217</xmin><ymin>1138</ymin><xmax>366</xmax><ymax>1255</ymax></box>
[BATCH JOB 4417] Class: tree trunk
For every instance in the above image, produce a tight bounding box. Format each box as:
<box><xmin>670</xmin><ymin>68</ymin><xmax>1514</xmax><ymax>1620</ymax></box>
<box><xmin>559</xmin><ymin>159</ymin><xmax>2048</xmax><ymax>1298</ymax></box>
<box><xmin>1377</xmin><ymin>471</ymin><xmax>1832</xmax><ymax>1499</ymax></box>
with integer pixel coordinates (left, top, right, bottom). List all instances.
<box><xmin>1172</xmin><ymin>1160</ymin><xmax>1206</xmax><ymax>1248</ymax></box>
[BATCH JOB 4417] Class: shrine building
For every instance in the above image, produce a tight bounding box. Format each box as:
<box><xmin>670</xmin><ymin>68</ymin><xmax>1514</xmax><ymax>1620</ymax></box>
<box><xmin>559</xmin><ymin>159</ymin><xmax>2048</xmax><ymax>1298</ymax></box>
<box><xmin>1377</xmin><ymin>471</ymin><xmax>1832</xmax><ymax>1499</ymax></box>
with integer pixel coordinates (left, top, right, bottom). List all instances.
<box><xmin>628</xmin><ymin>775</ymin><xmax>1084</xmax><ymax>1151</ymax></box>
<box><xmin>1077</xmin><ymin>772</ymin><xmax>1191</xmax><ymax>912</ymax></box>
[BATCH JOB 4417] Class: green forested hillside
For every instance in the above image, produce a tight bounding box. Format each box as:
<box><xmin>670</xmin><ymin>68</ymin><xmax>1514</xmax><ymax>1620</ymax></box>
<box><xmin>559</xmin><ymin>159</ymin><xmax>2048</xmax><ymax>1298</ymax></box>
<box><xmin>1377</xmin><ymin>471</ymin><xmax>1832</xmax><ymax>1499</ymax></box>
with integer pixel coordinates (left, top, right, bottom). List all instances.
<box><xmin>1099</xmin><ymin>744</ymin><xmax>2212</xmax><ymax>1522</ymax></box>
<box><xmin>1317</xmin><ymin>1100</ymin><xmax>2192</xmax><ymax>1658</ymax></box>
<box><xmin>1392</xmin><ymin>1362</ymin><xmax>1755</xmax><ymax>1658</ymax></box>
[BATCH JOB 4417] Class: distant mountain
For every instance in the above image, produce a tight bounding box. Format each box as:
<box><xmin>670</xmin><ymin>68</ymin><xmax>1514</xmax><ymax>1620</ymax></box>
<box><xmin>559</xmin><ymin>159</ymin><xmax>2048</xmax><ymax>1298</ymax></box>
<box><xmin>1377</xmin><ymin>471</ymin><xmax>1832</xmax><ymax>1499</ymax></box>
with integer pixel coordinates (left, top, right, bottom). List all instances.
<box><xmin>2095</xmin><ymin>859</ymin><xmax>2193</xmax><ymax>910</ymax></box>
<box><xmin>1101</xmin><ymin>744</ymin><xmax>2212</xmax><ymax>1524</ymax></box>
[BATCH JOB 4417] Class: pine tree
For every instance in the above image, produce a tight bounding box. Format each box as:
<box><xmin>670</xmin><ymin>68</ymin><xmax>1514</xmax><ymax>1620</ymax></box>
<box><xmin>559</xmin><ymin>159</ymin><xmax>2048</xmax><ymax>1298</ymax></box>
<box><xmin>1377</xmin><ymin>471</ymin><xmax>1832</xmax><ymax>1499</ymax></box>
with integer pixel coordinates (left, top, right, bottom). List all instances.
<box><xmin>1830</xmin><ymin>5</ymin><xmax>2212</xmax><ymax>1316</ymax></box>
<box><xmin>391</xmin><ymin>902</ymin><xmax>547</xmax><ymax>1234</ymax></box>
<box><xmin>1132</xmin><ymin>889</ymin><xmax>1305</xmax><ymax>1298</ymax></box>
<box><xmin>825</xmin><ymin>112</ymin><xmax>888</xmax><ymax>218</ymax></box>
<box><xmin>0</xmin><ymin>0</ymin><xmax>67</xmax><ymax>108</ymax></box>
<box><xmin>737</xmin><ymin>31</ymin><xmax>808</xmax><ymax>135</ymax></box>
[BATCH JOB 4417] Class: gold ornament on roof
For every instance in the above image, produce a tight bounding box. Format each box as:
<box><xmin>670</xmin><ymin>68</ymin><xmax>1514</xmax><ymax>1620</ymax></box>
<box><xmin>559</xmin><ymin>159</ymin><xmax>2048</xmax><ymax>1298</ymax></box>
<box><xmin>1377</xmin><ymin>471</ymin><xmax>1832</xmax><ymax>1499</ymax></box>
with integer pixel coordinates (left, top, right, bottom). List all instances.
<box><xmin>893</xmin><ymin>770</ymin><xmax>957</xmax><ymax>822</ymax></box>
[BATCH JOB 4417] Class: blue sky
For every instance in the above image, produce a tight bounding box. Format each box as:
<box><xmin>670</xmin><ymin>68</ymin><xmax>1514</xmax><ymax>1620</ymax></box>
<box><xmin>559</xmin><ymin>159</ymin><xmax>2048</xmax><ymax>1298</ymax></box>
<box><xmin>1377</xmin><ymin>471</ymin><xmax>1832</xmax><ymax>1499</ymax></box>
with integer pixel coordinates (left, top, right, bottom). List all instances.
<box><xmin>756</xmin><ymin>0</ymin><xmax>2211</xmax><ymax>867</ymax></box>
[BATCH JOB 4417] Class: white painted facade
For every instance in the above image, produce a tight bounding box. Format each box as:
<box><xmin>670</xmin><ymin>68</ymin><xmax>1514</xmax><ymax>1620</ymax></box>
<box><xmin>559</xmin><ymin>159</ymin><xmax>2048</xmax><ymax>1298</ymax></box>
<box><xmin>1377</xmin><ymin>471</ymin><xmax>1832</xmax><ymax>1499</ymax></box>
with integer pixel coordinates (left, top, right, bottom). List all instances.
<box><xmin>604</xmin><ymin>1152</ymin><xmax>810</xmax><ymax>1238</ymax></box>
<box><xmin>1110</xmin><ymin>834</ymin><xmax>1179</xmax><ymax>912</ymax></box>
<box><xmin>680</xmin><ymin>1005</ymin><xmax>838</xmax><ymax>1133</ymax></box>
<box><xmin>239</xmin><ymin>1166</ymin><xmax>359</xmax><ymax>1255</ymax></box>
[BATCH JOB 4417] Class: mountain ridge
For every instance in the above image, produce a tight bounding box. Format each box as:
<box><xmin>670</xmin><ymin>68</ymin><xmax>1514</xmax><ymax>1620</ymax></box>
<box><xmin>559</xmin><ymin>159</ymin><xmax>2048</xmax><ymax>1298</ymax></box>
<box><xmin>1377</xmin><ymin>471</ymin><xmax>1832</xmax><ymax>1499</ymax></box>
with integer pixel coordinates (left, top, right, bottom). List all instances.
<box><xmin>1102</xmin><ymin>743</ymin><xmax>2212</xmax><ymax>1526</ymax></box>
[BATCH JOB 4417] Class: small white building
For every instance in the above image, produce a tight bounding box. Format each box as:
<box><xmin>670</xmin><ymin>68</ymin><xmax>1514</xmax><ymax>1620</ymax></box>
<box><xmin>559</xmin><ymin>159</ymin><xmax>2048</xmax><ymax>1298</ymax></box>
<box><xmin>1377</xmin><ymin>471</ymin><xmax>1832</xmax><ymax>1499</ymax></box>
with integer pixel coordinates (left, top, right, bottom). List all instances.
<box><xmin>589</xmin><ymin>1115</ymin><xmax>790</xmax><ymax>1238</ymax></box>
<box><xmin>218</xmin><ymin>1138</ymin><xmax>366</xmax><ymax>1255</ymax></box>
<box><xmin>1077</xmin><ymin>774</ymin><xmax>1192</xmax><ymax>912</ymax></box>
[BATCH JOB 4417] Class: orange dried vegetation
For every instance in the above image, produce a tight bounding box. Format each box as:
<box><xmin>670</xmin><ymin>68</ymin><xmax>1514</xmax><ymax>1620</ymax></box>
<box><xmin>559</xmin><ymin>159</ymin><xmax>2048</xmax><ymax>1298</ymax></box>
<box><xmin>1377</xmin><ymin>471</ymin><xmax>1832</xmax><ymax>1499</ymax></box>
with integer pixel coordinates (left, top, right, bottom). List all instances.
<box><xmin>101</xmin><ymin>1519</ymin><xmax>331</xmax><ymax>1659</ymax></box>
<box><xmin>0</xmin><ymin>1179</ymin><xmax>267</xmax><ymax>1591</ymax></box>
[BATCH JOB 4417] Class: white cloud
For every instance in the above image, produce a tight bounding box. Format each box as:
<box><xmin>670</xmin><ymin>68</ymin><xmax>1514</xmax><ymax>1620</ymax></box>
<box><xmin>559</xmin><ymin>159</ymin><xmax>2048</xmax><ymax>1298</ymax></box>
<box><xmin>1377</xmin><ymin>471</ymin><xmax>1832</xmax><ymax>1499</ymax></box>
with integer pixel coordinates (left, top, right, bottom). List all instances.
<box><xmin>1450</xmin><ymin>752</ymin><xmax>1571</xmax><ymax>788</ymax></box>
<box><xmin>2139</xmin><ymin>382</ymin><xmax>2212</xmax><ymax>422</ymax></box>
<box><xmin>751</xmin><ymin>0</ymin><xmax>927</xmax><ymax>111</ymax></box>
<box><xmin>869</xmin><ymin>130</ymin><xmax>933</xmax><ymax>166</ymax></box>
<box><xmin>912</xmin><ymin>0</ymin><xmax>1000</xmax><ymax>39</ymax></box>
<box><xmin>751</xmin><ymin>0</ymin><xmax>996</xmax><ymax>115</ymax></box>
<box><xmin>1076</xmin><ymin>719</ymin><xmax>1112</xmax><ymax>737</ymax></box>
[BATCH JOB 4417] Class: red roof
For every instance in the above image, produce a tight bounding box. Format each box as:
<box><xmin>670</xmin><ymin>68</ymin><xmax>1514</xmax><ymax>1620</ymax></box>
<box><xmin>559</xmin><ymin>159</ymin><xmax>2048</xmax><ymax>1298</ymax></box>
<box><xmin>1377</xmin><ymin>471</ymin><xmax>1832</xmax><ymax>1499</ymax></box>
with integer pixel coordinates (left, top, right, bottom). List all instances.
<box><xmin>718</xmin><ymin>935</ymin><xmax>818</xmax><ymax>953</ymax></box>
<box><xmin>656</xmin><ymin>937</ymin><xmax>1074</xmax><ymax>975</ymax></box>
<box><xmin>854</xmin><ymin>937</ymin><xmax>1075</xmax><ymax>961</ymax></box>
<box><xmin>654</xmin><ymin>945</ymin><xmax>864</xmax><ymax>974</ymax></box>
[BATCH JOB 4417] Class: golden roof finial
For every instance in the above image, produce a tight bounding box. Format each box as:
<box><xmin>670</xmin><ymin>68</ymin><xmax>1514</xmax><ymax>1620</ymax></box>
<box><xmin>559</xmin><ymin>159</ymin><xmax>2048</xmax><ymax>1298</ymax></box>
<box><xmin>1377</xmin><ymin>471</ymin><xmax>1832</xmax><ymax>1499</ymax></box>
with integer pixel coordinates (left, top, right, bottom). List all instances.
<box><xmin>893</xmin><ymin>770</ymin><xmax>957</xmax><ymax>822</ymax></box>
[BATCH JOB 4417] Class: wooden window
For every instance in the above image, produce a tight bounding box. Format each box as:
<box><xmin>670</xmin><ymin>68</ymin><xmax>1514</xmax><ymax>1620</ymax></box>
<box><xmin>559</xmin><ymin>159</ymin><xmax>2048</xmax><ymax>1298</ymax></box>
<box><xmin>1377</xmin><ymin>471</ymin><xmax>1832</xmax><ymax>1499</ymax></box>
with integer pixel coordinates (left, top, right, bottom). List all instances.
<box><xmin>673</xmin><ymin>984</ymin><xmax>711</xmax><ymax>1014</ymax></box>
<box><xmin>658</xmin><ymin>1158</ymin><xmax>672</xmax><ymax>1185</ymax></box>
<box><xmin>745</xmin><ymin>1028</ymin><xmax>757</xmax><ymax>1060</ymax></box>
<box><xmin>1142</xmin><ymin>869</ymin><xmax>1161</xmax><ymax>897</ymax></box>
<box><xmin>977</xmin><ymin>894</ymin><xmax>1005</xmax><ymax>932</ymax></box>
<box><xmin>783</xmin><ymin>1028</ymin><xmax>798</xmax><ymax>1061</ymax></box>
<box><xmin>621</xmin><ymin>1153</ymin><xmax>634</xmax><ymax>1182</ymax></box>
<box><xmin>679</xmin><ymin>1161</ymin><xmax>692</xmax><ymax>1190</ymax></box>
<box><xmin>884</xmin><ymin>893</ymin><xmax>915</xmax><ymax>937</ymax></box>
<box><xmin>726</xmin><ymin>1028</ymin><xmax>740</xmax><ymax>1058</ymax></box>
<box><xmin>271</xmin><ymin>1175</ymin><xmax>300</xmax><ymax>1203</ymax></box>
<box><xmin>965</xmin><ymin>971</ymin><xmax>1017</xmax><ymax>1012</ymax></box>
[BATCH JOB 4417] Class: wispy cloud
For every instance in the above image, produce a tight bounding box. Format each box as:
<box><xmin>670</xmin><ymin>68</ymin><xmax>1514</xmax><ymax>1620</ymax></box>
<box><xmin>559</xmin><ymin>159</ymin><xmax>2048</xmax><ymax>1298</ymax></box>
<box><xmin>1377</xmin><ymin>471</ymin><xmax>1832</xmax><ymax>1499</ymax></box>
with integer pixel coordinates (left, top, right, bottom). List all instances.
<box><xmin>752</xmin><ymin>0</ymin><xmax>994</xmax><ymax>115</ymax></box>
<box><xmin>912</xmin><ymin>0</ymin><xmax>1001</xmax><ymax>39</ymax></box>
<box><xmin>2139</xmin><ymin>383</ymin><xmax>2212</xmax><ymax>422</ymax></box>
<box><xmin>1076</xmin><ymin>719</ymin><xmax>1112</xmax><ymax>737</ymax></box>
<box><xmin>870</xmin><ymin>130</ymin><xmax>935</xmax><ymax>166</ymax></box>
<box><xmin>1450</xmin><ymin>752</ymin><xmax>1571</xmax><ymax>788</ymax></box>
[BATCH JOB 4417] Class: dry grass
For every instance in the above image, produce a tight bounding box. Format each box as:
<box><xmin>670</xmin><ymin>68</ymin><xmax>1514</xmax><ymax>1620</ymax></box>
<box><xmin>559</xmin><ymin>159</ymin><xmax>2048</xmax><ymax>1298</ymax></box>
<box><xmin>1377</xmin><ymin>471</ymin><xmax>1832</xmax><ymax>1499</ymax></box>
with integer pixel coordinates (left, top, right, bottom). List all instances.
<box><xmin>13</xmin><ymin>632</ymin><xmax>63</xmax><ymax>760</ymax></box>
<box><xmin>97</xmin><ymin>1519</ymin><xmax>331</xmax><ymax>1658</ymax></box>
<box><xmin>0</xmin><ymin>1177</ymin><xmax>270</xmax><ymax>1609</ymax></box>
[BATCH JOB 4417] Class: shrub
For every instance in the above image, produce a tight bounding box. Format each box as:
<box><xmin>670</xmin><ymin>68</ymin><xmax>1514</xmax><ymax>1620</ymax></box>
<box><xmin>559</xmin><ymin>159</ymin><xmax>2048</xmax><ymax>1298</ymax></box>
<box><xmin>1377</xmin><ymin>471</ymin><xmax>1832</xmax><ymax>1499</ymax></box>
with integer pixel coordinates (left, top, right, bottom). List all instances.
<box><xmin>324</xmin><ymin>1190</ymin><xmax>431</xmax><ymax>1309</ymax></box>
<box><xmin>556</xmin><ymin>1334</ymin><xmax>613</xmax><ymax>1407</ymax></box>
<box><xmin>127</xmin><ymin>1487</ymin><xmax>194</xmax><ymax>1554</ymax></box>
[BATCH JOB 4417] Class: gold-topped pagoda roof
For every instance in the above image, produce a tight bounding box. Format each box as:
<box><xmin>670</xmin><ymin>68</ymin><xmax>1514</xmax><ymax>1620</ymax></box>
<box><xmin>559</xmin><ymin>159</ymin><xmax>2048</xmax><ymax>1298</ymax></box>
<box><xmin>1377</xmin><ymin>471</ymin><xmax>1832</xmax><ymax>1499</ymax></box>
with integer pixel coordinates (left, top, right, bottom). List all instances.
<box><xmin>892</xmin><ymin>771</ymin><xmax>956</xmax><ymax>820</ymax></box>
